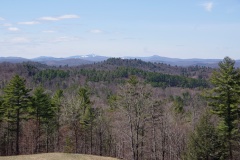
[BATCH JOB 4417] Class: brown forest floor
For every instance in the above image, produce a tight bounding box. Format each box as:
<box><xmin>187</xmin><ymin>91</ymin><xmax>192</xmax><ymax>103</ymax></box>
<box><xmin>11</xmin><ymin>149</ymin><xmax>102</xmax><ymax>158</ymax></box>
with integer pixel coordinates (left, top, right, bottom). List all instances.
<box><xmin>0</xmin><ymin>153</ymin><xmax>119</xmax><ymax>160</ymax></box>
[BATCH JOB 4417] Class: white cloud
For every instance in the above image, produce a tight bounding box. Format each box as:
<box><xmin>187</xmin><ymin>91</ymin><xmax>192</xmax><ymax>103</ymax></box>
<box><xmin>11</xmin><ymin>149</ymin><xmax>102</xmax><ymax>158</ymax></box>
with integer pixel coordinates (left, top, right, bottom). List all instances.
<box><xmin>42</xmin><ymin>30</ymin><xmax>56</xmax><ymax>33</ymax></box>
<box><xmin>52</xmin><ymin>36</ymin><xmax>81</xmax><ymax>42</ymax></box>
<box><xmin>201</xmin><ymin>2</ymin><xmax>213</xmax><ymax>12</ymax></box>
<box><xmin>39</xmin><ymin>14</ymin><xmax>80</xmax><ymax>21</ymax></box>
<box><xmin>0</xmin><ymin>17</ymin><xmax>5</xmax><ymax>20</ymax></box>
<box><xmin>90</xmin><ymin>29</ymin><xmax>103</xmax><ymax>34</ymax></box>
<box><xmin>58</xmin><ymin>15</ymin><xmax>80</xmax><ymax>19</ymax></box>
<box><xmin>8</xmin><ymin>27</ymin><xmax>20</xmax><ymax>31</ymax></box>
<box><xmin>39</xmin><ymin>16</ymin><xmax>59</xmax><ymax>21</ymax></box>
<box><xmin>18</xmin><ymin>21</ymin><xmax>40</xmax><ymax>25</ymax></box>
<box><xmin>10</xmin><ymin>37</ymin><xmax>30</xmax><ymax>44</ymax></box>
<box><xmin>53</xmin><ymin>37</ymin><xmax>69</xmax><ymax>42</ymax></box>
<box><xmin>2</xmin><ymin>23</ymin><xmax>12</xmax><ymax>27</ymax></box>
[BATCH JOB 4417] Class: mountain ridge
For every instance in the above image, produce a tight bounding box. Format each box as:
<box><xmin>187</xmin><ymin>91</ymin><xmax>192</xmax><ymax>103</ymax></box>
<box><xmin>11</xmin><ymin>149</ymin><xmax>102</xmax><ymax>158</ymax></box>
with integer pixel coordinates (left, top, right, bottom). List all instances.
<box><xmin>0</xmin><ymin>54</ymin><xmax>239</xmax><ymax>67</ymax></box>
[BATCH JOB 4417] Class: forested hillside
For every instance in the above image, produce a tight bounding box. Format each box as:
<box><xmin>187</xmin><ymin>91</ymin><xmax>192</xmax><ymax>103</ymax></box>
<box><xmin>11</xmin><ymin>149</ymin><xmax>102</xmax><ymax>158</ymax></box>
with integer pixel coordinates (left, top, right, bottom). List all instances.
<box><xmin>0</xmin><ymin>57</ymin><xmax>239</xmax><ymax>160</ymax></box>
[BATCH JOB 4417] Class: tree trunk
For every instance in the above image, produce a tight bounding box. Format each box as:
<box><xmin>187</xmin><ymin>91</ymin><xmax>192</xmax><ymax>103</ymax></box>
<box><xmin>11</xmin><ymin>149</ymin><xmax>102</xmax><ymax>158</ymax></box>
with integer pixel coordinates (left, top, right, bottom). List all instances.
<box><xmin>227</xmin><ymin>92</ymin><xmax>233</xmax><ymax>160</ymax></box>
<box><xmin>99</xmin><ymin>128</ymin><xmax>103</xmax><ymax>156</ymax></box>
<box><xmin>46</xmin><ymin>132</ymin><xmax>49</xmax><ymax>153</ymax></box>
<box><xmin>90</xmin><ymin>124</ymin><xmax>93</xmax><ymax>154</ymax></box>
<box><xmin>74</xmin><ymin>126</ymin><xmax>78</xmax><ymax>153</ymax></box>
<box><xmin>16</xmin><ymin>109</ymin><xmax>20</xmax><ymax>155</ymax></box>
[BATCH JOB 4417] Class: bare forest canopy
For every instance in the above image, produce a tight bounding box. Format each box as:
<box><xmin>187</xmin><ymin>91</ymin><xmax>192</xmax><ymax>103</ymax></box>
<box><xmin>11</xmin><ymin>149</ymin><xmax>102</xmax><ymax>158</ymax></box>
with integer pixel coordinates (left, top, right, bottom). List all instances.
<box><xmin>0</xmin><ymin>58</ymin><xmax>211</xmax><ymax>90</ymax></box>
<box><xmin>0</xmin><ymin>57</ymin><xmax>240</xmax><ymax>160</ymax></box>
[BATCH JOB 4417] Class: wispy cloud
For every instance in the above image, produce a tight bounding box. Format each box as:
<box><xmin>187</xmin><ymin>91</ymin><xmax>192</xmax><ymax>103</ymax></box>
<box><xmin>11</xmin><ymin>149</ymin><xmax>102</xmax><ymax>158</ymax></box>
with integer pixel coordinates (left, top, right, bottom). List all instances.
<box><xmin>10</xmin><ymin>37</ymin><xmax>30</xmax><ymax>44</ymax></box>
<box><xmin>18</xmin><ymin>21</ymin><xmax>40</xmax><ymax>25</ymax></box>
<box><xmin>42</xmin><ymin>30</ymin><xmax>56</xmax><ymax>33</ymax></box>
<box><xmin>58</xmin><ymin>15</ymin><xmax>79</xmax><ymax>19</ymax></box>
<box><xmin>8</xmin><ymin>27</ymin><xmax>20</xmax><ymax>31</ymax></box>
<box><xmin>53</xmin><ymin>37</ymin><xmax>69</xmax><ymax>42</ymax></box>
<box><xmin>0</xmin><ymin>17</ymin><xmax>5</xmax><ymax>20</ymax></box>
<box><xmin>201</xmin><ymin>2</ymin><xmax>213</xmax><ymax>12</ymax></box>
<box><xmin>90</xmin><ymin>29</ymin><xmax>104</xmax><ymax>34</ymax></box>
<box><xmin>39</xmin><ymin>14</ymin><xmax>80</xmax><ymax>21</ymax></box>
<box><xmin>2</xmin><ymin>23</ymin><xmax>12</xmax><ymax>27</ymax></box>
<box><xmin>39</xmin><ymin>17</ymin><xmax>59</xmax><ymax>21</ymax></box>
<box><xmin>52</xmin><ymin>36</ymin><xmax>81</xmax><ymax>42</ymax></box>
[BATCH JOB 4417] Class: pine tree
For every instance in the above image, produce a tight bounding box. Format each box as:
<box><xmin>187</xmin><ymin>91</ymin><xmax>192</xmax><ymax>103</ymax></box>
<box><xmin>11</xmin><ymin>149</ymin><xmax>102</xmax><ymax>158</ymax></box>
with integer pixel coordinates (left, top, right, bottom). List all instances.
<box><xmin>78</xmin><ymin>86</ymin><xmax>96</xmax><ymax>154</ymax></box>
<box><xmin>0</xmin><ymin>96</ymin><xmax>3</xmax><ymax>122</ymax></box>
<box><xmin>172</xmin><ymin>96</ymin><xmax>184</xmax><ymax>114</ymax></box>
<box><xmin>0</xmin><ymin>96</ymin><xmax>5</xmax><ymax>155</ymax></box>
<box><xmin>63</xmin><ymin>86</ymin><xmax>93</xmax><ymax>153</ymax></box>
<box><xmin>78</xmin><ymin>87</ymin><xmax>95</xmax><ymax>128</ymax></box>
<box><xmin>2</xmin><ymin>75</ymin><xmax>31</xmax><ymax>155</ymax></box>
<box><xmin>184</xmin><ymin>111</ymin><xmax>220</xmax><ymax>160</ymax></box>
<box><xmin>208</xmin><ymin>57</ymin><xmax>240</xmax><ymax>159</ymax></box>
<box><xmin>51</xmin><ymin>89</ymin><xmax>64</xmax><ymax>151</ymax></box>
<box><xmin>31</xmin><ymin>86</ymin><xmax>53</xmax><ymax>153</ymax></box>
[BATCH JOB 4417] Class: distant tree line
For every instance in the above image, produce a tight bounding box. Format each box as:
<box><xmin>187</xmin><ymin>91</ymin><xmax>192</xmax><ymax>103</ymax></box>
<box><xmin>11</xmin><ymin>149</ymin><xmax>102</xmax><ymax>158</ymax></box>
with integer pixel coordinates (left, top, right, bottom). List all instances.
<box><xmin>78</xmin><ymin>67</ymin><xmax>208</xmax><ymax>88</ymax></box>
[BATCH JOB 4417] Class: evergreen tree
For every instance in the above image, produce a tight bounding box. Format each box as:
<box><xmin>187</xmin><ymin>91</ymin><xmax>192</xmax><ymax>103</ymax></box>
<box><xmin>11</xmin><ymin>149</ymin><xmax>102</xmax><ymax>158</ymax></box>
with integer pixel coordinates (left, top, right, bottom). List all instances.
<box><xmin>0</xmin><ymin>96</ymin><xmax>3</xmax><ymax>122</ymax></box>
<box><xmin>172</xmin><ymin>96</ymin><xmax>184</xmax><ymax>114</ymax></box>
<box><xmin>2</xmin><ymin>75</ymin><xmax>31</xmax><ymax>155</ymax></box>
<box><xmin>63</xmin><ymin>86</ymin><xmax>94</xmax><ymax>153</ymax></box>
<box><xmin>31</xmin><ymin>86</ymin><xmax>53</xmax><ymax>153</ymax></box>
<box><xmin>208</xmin><ymin>57</ymin><xmax>240</xmax><ymax>159</ymax></box>
<box><xmin>78</xmin><ymin>86</ymin><xmax>96</xmax><ymax>154</ymax></box>
<box><xmin>78</xmin><ymin>86</ymin><xmax>95</xmax><ymax>130</ymax></box>
<box><xmin>184</xmin><ymin>111</ymin><xmax>220</xmax><ymax>160</ymax></box>
<box><xmin>51</xmin><ymin>89</ymin><xmax>64</xmax><ymax>151</ymax></box>
<box><xmin>0</xmin><ymin>96</ymin><xmax>4</xmax><ymax>155</ymax></box>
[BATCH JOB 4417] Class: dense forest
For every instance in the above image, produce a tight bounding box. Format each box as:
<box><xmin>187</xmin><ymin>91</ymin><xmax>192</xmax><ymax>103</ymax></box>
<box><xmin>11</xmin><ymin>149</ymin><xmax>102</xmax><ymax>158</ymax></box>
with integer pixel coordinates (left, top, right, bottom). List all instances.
<box><xmin>0</xmin><ymin>57</ymin><xmax>239</xmax><ymax>160</ymax></box>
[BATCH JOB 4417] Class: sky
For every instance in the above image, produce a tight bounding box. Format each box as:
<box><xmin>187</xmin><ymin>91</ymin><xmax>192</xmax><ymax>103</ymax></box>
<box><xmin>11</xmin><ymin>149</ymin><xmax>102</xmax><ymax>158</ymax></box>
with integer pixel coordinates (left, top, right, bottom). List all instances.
<box><xmin>0</xmin><ymin>0</ymin><xmax>240</xmax><ymax>59</ymax></box>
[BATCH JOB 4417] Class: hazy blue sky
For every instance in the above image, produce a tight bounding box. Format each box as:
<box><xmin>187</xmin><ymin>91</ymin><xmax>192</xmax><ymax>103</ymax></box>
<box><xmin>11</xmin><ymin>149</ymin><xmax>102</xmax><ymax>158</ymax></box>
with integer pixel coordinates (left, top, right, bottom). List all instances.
<box><xmin>0</xmin><ymin>0</ymin><xmax>240</xmax><ymax>59</ymax></box>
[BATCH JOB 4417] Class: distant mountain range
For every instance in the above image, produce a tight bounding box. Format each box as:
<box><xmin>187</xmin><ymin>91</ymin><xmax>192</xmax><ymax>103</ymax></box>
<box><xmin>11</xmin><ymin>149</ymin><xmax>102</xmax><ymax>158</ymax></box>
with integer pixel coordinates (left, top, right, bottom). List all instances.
<box><xmin>0</xmin><ymin>54</ymin><xmax>239</xmax><ymax>67</ymax></box>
